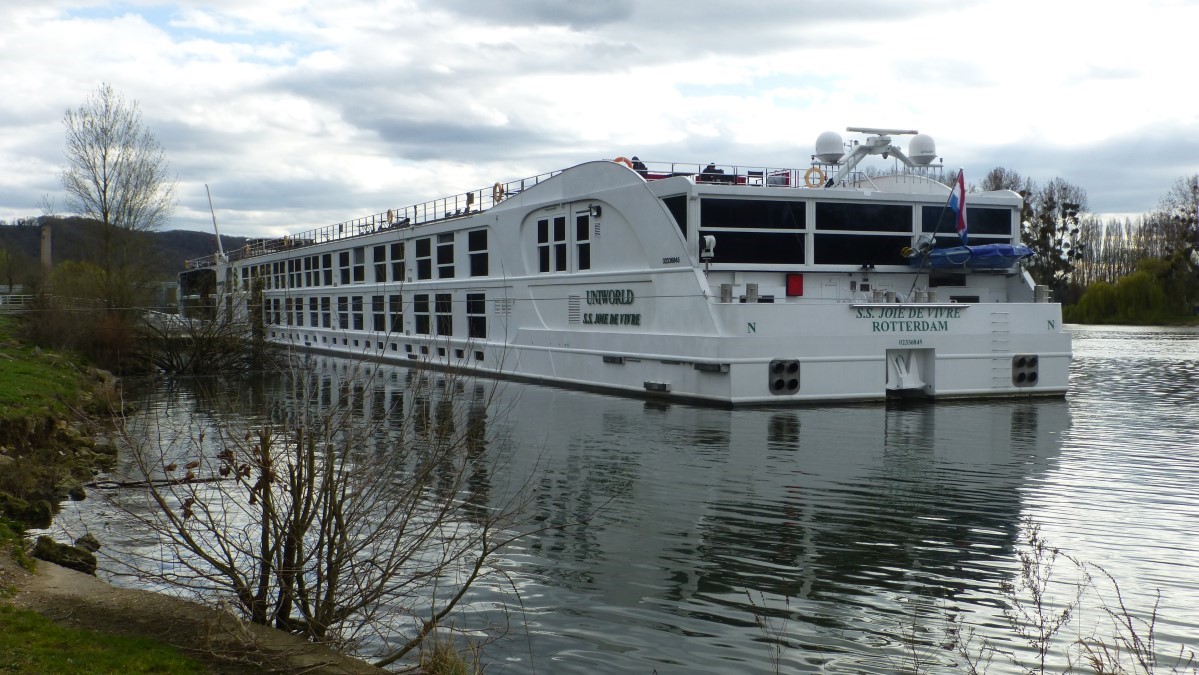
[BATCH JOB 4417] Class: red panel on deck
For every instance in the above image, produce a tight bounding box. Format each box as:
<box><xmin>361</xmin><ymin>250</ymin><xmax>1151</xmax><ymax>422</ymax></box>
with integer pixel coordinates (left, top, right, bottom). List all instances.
<box><xmin>786</xmin><ymin>273</ymin><xmax>803</xmax><ymax>297</ymax></box>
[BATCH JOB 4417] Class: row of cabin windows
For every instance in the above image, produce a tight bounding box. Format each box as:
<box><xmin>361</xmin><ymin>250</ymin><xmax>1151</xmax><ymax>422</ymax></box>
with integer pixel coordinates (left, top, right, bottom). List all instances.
<box><xmin>244</xmin><ymin>230</ymin><xmax>488</xmax><ymax>290</ymax></box>
<box><xmin>535</xmin><ymin>214</ymin><xmax>591</xmax><ymax>273</ymax></box>
<box><xmin>695</xmin><ymin>198</ymin><xmax>1015</xmax><ymax>266</ymax></box>
<box><xmin>265</xmin><ymin>292</ymin><xmax>487</xmax><ymax>339</ymax></box>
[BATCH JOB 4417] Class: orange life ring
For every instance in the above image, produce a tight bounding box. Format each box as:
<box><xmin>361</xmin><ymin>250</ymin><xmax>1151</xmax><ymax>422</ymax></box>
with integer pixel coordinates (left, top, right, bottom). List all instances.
<box><xmin>492</xmin><ymin>182</ymin><xmax>505</xmax><ymax>203</ymax></box>
<box><xmin>613</xmin><ymin>156</ymin><xmax>634</xmax><ymax>169</ymax></box>
<box><xmin>804</xmin><ymin>166</ymin><xmax>826</xmax><ymax>188</ymax></box>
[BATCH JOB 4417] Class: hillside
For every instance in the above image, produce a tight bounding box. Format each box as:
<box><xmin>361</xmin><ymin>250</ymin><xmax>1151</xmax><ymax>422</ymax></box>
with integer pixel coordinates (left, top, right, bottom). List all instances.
<box><xmin>0</xmin><ymin>218</ymin><xmax>250</xmax><ymax>287</ymax></box>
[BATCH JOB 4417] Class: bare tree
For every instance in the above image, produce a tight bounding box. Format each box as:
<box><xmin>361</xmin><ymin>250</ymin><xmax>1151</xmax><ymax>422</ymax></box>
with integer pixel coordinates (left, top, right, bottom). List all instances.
<box><xmin>92</xmin><ymin>356</ymin><xmax>533</xmax><ymax>670</ymax></box>
<box><xmin>1022</xmin><ymin>178</ymin><xmax>1088</xmax><ymax>297</ymax></box>
<box><xmin>60</xmin><ymin>83</ymin><xmax>176</xmax><ymax>310</ymax></box>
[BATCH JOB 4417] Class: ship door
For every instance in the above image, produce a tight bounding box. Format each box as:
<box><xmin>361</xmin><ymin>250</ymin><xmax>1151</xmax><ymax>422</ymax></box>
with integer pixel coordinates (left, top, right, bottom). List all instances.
<box><xmin>885</xmin><ymin>348</ymin><xmax>934</xmax><ymax>396</ymax></box>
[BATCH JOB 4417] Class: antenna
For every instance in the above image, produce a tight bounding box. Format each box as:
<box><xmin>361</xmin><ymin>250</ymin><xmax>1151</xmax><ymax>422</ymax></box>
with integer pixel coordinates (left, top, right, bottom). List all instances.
<box><xmin>846</xmin><ymin>126</ymin><xmax>919</xmax><ymax>136</ymax></box>
<box><xmin>205</xmin><ymin>184</ymin><xmax>226</xmax><ymax>260</ymax></box>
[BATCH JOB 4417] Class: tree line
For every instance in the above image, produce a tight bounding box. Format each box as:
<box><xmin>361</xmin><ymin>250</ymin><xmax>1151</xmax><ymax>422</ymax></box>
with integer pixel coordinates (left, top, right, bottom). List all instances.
<box><xmin>977</xmin><ymin>168</ymin><xmax>1199</xmax><ymax>323</ymax></box>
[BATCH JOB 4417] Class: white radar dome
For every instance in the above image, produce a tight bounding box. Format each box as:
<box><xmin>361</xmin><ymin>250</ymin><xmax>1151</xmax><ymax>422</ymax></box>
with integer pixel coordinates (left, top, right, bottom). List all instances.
<box><xmin>908</xmin><ymin>134</ymin><xmax>937</xmax><ymax>165</ymax></box>
<box><xmin>814</xmin><ymin>131</ymin><xmax>844</xmax><ymax>164</ymax></box>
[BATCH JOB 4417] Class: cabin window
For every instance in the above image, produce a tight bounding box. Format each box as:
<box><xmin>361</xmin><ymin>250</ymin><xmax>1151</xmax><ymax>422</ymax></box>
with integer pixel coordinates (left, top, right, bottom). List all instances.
<box><xmin>339</xmin><ymin>252</ymin><xmax>351</xmax><ymax>285</ymax></box>
<box><xmin>295</xmin><ymin>298</ymin><xmax>304</xmax><ymax>327</ymax></box>
<box><xmin>372</xmin><ymin>295</ymin><xmax>385</xmax><ymax>332</ymax></box>
<box><xmin>337</xmin><ymin>296</ymin><xmax>349</xmax><ymax>330</ymax></box>
<box><xmin>389</xmin><ymin>294</ymin><xmax>403</xmax><ymax>333</ymax></box>
<box><xmin>303</xmin><ymin>257</ymin><xmax>312</xmax><ymax>287</ymax></box>
<box><xmin>373</xmin><ymin>246</ymin><xmax>387</xmax><ymax>283</ymax></box>
<box><xmin>437</xmin><ymin>233</ymin><xmax>455</xmax><ymax>279</ymax></box>
<box><xmin>321</xmin><ymin>297</ymin><xmax>331</xmax><ymax>328</ymax></box>
<box><xmin>701</xmin><ymin>198</ymin><xmax>805</xmax><ymax>229</ymax></box>
<box><xmin>553</xmin><ymin>217</ymin><xmax>567</xmax><ymax>271</ymax></box>
<box><xmin>537</xmin><ymin>219</ymin><xmax>551</xmax><ymax>272</ymax></box>
<box><xmin>321</xmin><ymin>254</ymin><xmax>333</xmax><ymax>286</ymax></box>
<box><xmin>576</xmin><ymin>213</ymin><xmax>591</xmax><ymax>271</ymax></box>
<box><xmin>468</xmin><ymin>229</ymin><xmax>488</xmax><ymax>277</ymax></box>
<box><xmin>352</xmin><ymin>247</ymin><xmax>365</xmax><ymax>283</ymax></box>
<box><xmin>416</xmin><ymin>238</ymin><xmax>432</xmax><ymax>280</ymax></box>
<box><xmin>467</xmin><ymin>293</ymin><xmax>486</xmax><ymax>338</ymax></box>
<box><xmin>309</xmin><ymin>297</ymin><xmax>319</xmax><ymax>326</ymax></box>
<box><xmin>390</xmin><ymin>242</ymin><xmax>405</xmax><ymax>281</ymax></box>
<box><xmin>815</xmin><ymin>202</ymin><xmax>911</xmax><ymax>232</ymax></box>
<box><xmin>661</xmin><ymin>195</ymin><xmax>688</xmax><ymax>237</ymax></box>
<box><xmin>435</xmin><ymin>293</ymin><xmax>453</xmax><ymax>336</ymax></box>
<box><xmin>273</xmin><ymin>298</ymin><xmax>282</xmax><ymax>325</ymax></box>
<box><xmin>241</xmin><ymin>266</ymin><xmax>250</xmax><ymax>291</ymax></box>
<box><xmin>351</xmin><ymin>296</ymin><xmax>364</xmax><ymax>330</ymax></box>
<box><xmin>414</xmin><ymin>294</ymin><xmax>430</xmax><ymax>334</ymax></box>
<box><xmin>284</xmin><ymin>298</ymin><xmax>293</xmax><ymax>326</ymax></box>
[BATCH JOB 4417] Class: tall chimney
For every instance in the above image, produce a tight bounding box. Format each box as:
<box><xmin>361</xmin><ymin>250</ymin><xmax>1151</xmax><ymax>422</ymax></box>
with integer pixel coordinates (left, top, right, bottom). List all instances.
<box><xmin>40</xmin><ymin>222</ymin><xmax>52</xmax><ymax>278</ymax></box>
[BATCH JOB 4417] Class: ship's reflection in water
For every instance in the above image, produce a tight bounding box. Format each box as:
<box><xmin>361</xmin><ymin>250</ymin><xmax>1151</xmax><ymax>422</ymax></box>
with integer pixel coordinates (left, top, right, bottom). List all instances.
<box><xmin>78</xmin><ymin>328</ymin><xmax>1199</xmax><ymax>674</ymax></box>
<box><xmin>473</xmin><ymin>386</ymin><xmax>1069</xmax><ymax>673</ymax></box>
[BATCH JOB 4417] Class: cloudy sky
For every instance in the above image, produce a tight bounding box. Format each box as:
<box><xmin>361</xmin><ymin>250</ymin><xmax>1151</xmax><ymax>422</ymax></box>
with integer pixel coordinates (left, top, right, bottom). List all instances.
<box><xmin>2</xmin><ymin>0</ymin><xmax>1197</xmax><ymax>239</ymax></box>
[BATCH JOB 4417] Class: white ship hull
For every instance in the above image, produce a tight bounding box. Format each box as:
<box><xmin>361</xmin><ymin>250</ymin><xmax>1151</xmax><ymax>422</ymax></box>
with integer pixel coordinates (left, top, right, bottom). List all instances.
<box><xmin>181</xmin><ymin>134</ymin><xmax>1071</xmax><ymax>405</ymax></box>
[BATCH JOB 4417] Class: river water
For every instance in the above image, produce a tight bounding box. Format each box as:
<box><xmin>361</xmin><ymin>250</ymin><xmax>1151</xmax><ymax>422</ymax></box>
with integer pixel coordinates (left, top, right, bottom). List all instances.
<box><xmin>50</xmin><ymin>324</ymin><xmax>1199</xmax><ymax>673</ymax></box>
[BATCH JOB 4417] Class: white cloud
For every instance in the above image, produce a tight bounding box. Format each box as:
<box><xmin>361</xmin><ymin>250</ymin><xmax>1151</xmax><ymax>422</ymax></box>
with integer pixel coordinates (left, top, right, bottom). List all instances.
<box><xmin>1</xmin><ymin>0</ymin><xmax>1196</xmax><ymax>237</ymax></box>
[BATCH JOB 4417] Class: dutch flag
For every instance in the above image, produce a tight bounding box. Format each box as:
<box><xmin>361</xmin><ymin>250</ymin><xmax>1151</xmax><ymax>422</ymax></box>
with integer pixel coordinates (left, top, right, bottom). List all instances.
<box><xmin>949</xmin><ymin>170</ymin><xmax>967</xmax><ymax>244</ymax></box>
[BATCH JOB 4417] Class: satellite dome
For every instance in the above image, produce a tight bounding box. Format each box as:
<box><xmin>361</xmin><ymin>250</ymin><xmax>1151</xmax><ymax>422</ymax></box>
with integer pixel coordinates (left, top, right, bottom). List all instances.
<box><xmin>908</xmin><ymin>134</ymin><xmax>937</xmax><ymax>165</ymax></box>
<box><xmin>815</xmin><ymin>131</ymin><xmax>844</xmax><ymax>164</ymax></box>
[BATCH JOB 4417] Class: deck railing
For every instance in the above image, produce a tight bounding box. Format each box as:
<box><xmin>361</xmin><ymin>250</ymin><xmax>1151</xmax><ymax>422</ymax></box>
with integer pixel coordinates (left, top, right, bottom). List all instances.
<box><xmin>185</xmin><ymin>169</ymin><xmax>564</xmax><ymax>270</ymax></box>
<box><xmin>183</xmin><ymin>159</ymin><xmax>925</xmax><ymax>270</ymax></box>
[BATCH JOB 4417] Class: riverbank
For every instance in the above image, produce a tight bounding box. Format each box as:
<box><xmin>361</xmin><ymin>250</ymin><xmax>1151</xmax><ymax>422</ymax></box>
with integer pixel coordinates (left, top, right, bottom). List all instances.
<box><xmin>0</xmin><ymin>316</ymin><xmax>386</xmax><ymax>674</ymax></box>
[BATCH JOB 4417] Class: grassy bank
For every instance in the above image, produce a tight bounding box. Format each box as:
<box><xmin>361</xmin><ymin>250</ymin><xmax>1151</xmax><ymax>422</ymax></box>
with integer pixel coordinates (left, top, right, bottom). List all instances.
<box><xmin>0</xmin><ymin>316</ymin><xmax>86</xmax><ymax>421</ymax></box>
<box><xmin>0</xmin><ymin>603</ymin><xmax>203</xmax><ymax>674</ymax></box>
<box><xmin>0</xmin><ymin>315</ymin><xmax>120</xmax><ymax>530</ymax></box>
<box><xmin>0</xmin><ymin>316</ymin><xmax>208</xmax><ymax>673</ymax></box>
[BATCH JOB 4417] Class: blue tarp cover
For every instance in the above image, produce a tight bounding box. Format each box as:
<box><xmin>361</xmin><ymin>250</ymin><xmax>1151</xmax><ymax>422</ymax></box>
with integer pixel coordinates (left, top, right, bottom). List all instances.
<box><xmin>909</xmin><ymin>244</ymin><xmax>1033</xmax><ymax>269</ymax></box>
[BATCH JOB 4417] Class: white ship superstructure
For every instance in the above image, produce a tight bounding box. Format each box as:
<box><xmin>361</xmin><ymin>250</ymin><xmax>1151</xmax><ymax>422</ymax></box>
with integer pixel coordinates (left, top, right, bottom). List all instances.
<box><xmin>180</xmin><ymin>127</ymin><xmax>1071</xmax><ymax>405</ymax></box>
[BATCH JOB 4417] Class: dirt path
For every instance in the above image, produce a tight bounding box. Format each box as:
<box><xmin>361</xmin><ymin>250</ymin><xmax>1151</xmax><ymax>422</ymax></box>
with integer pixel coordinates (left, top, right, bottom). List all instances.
<box><xmin>1</xmin><ymin>553</ymin><xmax>388</xmax><ymax>674</ymax></box>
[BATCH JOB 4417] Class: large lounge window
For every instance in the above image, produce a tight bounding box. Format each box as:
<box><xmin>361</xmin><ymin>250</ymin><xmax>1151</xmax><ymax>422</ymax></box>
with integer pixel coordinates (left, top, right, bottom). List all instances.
<box><xmin>815</xmin><ymin>202</ymin><xmax>911</xmax><ymax>232</ymax></box>
<box><xmin>922</xmin><ymin>205</ymin><xmax>1013</xmax><ymax>236</ymax></box>
<box><xmin>701</xmin><ymin>199</ymin><xmax>805</xmax><ymax>229</ymax></box>
<box><xmin>814</xmin><ymin>234</ymin><xmax>910</xmax><ymax>266</ymax></box>
<box><xmin>697</xmin><ymin>198</ymin><xmax>806</xmax><ymax>264</ymax></box>
<box><xmin>698</xmin><ymin>231</ymin><xmax>805</xmax><ymax>264</ymax></box>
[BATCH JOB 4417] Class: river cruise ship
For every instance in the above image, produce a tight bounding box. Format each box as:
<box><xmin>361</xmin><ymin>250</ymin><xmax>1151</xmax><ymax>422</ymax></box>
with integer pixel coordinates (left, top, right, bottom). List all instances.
<box><xmin>180</xmin><ymin>127</ymin><xmax>1071</xmax><ymax>405</ymax></box>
